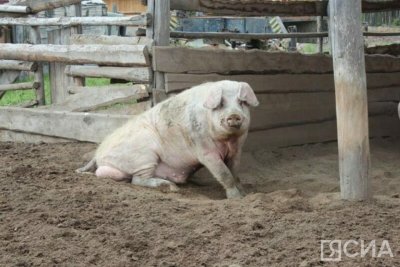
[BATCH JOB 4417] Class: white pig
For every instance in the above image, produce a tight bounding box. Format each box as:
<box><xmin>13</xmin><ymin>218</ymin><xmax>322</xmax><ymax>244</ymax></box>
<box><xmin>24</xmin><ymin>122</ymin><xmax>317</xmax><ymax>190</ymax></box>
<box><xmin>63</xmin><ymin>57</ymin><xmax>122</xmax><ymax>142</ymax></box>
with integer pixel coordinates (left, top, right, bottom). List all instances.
<box><xmin>77</xmin><ymin>80</ymin><xmax>259</xmax><ymax>199</ymax></box>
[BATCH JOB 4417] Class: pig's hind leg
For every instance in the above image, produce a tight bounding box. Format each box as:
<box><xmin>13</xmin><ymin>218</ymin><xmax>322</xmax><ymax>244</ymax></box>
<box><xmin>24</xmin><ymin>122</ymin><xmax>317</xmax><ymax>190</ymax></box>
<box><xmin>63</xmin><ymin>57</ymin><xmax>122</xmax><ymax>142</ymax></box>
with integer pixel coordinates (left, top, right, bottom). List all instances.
<box><xmin>131</xmin><ymin>176</ymin><xmax>179</xmax><ymax>192</ymax></box>
<box><xmin>96</xmin><ymin>165</ymin><xmax>131</xmax><ymax>182</ymax></box>
<box><xmin>76</xmin><ymin>158</ymin><xmax>97</xmax><ymax>174</ymax></box>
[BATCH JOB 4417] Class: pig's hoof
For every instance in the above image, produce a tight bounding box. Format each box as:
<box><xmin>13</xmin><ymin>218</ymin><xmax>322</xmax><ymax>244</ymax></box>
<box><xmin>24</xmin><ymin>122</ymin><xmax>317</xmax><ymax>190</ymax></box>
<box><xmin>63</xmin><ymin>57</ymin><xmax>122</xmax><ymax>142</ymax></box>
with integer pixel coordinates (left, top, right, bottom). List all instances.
<box><xmin>226</xmin><ymin>187</ymin><xmax>245</xmax><ymax>199</ymax></box>
<box><xmin>159</xmin><ymin>182</ymin><xmax>180</xmax><ymax>193</ymax></box>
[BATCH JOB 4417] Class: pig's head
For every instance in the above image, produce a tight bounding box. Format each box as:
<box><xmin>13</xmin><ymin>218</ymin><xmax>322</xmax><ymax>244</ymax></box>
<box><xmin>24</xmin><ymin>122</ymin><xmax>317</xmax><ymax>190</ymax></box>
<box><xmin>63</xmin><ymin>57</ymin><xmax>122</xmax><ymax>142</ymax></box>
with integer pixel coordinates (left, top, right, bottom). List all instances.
<box><xmin>203</xmin><ymin>81</ymin><xmax>259</xmax><ymax>139</ymax></box>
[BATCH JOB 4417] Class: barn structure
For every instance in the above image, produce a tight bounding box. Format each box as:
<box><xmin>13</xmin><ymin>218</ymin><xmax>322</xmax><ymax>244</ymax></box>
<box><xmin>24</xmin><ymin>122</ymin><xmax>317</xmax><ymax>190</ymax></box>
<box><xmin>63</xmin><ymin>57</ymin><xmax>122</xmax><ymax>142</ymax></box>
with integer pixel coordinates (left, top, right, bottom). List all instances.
<box><xmin>0</xmin><ymin>0</ymin><xmax>400</xmax><ymax>201</ymax></box>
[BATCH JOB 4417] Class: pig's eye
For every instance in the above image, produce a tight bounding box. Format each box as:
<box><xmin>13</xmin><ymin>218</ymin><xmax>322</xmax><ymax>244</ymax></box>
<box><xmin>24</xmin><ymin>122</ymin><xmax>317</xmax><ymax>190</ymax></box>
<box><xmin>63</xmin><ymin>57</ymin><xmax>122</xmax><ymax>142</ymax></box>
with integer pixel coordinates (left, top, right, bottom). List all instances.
<box><xmin>239</xmin><ymin>100</ymin><xmax>247</xmax><ymax>107</ymax></box>
<box><xmin>218</xmin><ymin>99</ymin><xmax>224</xmax><ymax>109</ymax></box>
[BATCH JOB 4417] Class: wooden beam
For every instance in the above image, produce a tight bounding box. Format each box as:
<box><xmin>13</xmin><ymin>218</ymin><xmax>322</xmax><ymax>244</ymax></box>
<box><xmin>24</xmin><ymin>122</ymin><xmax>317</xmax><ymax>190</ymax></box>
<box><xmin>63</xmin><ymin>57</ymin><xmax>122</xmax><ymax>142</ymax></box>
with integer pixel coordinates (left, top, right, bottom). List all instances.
<box><xmin>164</xmin><ymin>73</ymin><xmax>400</xmax><ymax>93</ymax></box>
<box><xmin>170</xmin><ymin>0</ymin><xmax>327</xmax><ymax>16</ymax></box>
<box><xmin>246</xmin><ymin>115</ymin><xmax>400</xmax><ymax>151</ymax></box>
<box><xmin>170</xmin><ymin>0</ymin><xmax>400</xmax><ymax>16</ymax></box>
<box><xmin>46</xmin><ymin>84</ymin><xmax>149</xmax><ymax>112</ymax></box>
<box><xmin>0</xmin><ymin>44</ymin><xmax>148</xmax><ymax>67</ymax></box>
<box><xmin>68</xmin><ymin>84</ymin><xmax>150</xmax><ymax>95</ymax></box>
<box><xmin>250</xmin><ymin>90</ymin><xmax>399</xmax><ymax>131</ymax></box>
<box><xmin>65</xmin><ymin>65</ymin><xmax>150</xmax><ymax>83</ymax></box>
<box><xmin>0</xmin><ymin>5</ymin><xmax>31</xmax><ymax>13</ymax></box>
<box><xmin>0</xmin><ymin>81</ymin><xmax>39</xmax><ymax>92</ymax></box>
<box><xmin>0</xmin><ymin>107</ymin><xmax>131</xmax><ymax>143</ymax></box>
<box><xmin>153</xmin><ymin>47</ymin><xmax>400</xmax><ymax>74</ymax></box>
<box><xmin>329</xmin><ymin>0</ymin><xmax>370</xmax><ymax>200</ymax></box>
<box><xmin>31</xmin><ymin>26</ymin><xmax>45</xmax><ymax>106</ymax></box>
<box><xmin>8</xmin><ymin>0</ymin><xmax>82</xmax><ymax>13</ymax></box>
<box><xmin>70</xmin><ymin>34</ymin><xmax>154</xmax><ymax>47</ymax></box>
<box><xmin>0</xmin><ymin>15</ymin><xmax>149</xmax><ymax>27</ymax></box>
<box><xmin>0</xmin><ymin>60</ymin><xmax>37</xmax><ymax>71</ymax></box>
<box><xmin>153</xmin><ymin>0</ymin><xmax>170</xmax><ymax>104</ymax></box>
<box><xmin>171</xmin><ymin>31</ymin><xmax>329</xmax><ymax>40</ymax></box>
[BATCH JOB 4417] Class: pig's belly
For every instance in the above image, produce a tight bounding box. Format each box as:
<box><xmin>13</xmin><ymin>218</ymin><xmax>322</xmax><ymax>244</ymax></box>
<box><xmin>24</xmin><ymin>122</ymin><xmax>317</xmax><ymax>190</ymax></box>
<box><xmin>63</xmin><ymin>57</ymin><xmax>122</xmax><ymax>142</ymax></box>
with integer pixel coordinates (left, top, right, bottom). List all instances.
<box><xmin>154</xmin><ymin>161</ymin><xmax>200</xmax><ymax>184</ymax></box>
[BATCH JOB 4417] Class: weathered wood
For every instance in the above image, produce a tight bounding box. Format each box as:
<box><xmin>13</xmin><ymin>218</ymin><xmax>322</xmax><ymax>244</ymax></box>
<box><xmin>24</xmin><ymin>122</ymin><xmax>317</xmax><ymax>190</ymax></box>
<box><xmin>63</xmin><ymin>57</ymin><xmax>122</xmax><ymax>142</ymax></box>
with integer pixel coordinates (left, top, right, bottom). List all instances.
<box><xmin>170</xmin><ymin>31</ymin><xmax>329</xmax><ymax>40</ymax></box>
<box><xmin>8</xmin><ymin>0</ymin><xmax>82</xmax><ymax>13</ymax></box>
<box><xmin>48</xmin><ymin>27</ymin><xmax>77</xmax><ymax>104</ymax></box>
<box><xmin>0</xmin><ymin>60</ymin><xmax>37</xmax><ymax>71</ymax></box>
<box><xmin>366</xmin><ymin>43</ymin><xmax>400</xmax><ymax>56</ymax></box>
<box><xmin>46</xmin><ymin>84</ymin><xmax>149</xmax><ymax>112</ymax></box>
<box><xmin>0</xmin><ymin>15</ymin><xmax>149</xmax><ymax>27</ymax></box>
<box><xmin>0</xmin><ymin>44</ymin><xmax>148</xmax><ymax>67</ymax></box>
<box><xmin>152</xmin><ymin>0</ymin><xmax>170</xmax><ymax>104</ymax></box>
<box><xmin>0</xmin><ymin>107</ymin><xmax>131</xmax><ymax>143</ymax></box>
<box><xmin>165</xmin><ymin>72</ymin><xmax>400</xmax><ymax>93</ymax></box>
<box><xmin>68</xmin><ymin>84</ymin><xmax>149</xmax><ymax>94</ymax></box>
<box><xmin>0</xmin><ymin>129</ymin><xmax>73</xmax><ymax>143</ymax></box>
<box><xmin>364</xmin><ymin>32</ymin><xmax>400</xmax><ymax>37</ymax></box>
<box><xmin>90</xmin><ymin>100</ymin><xmax>152</xmax><ymax>115</ymax></box>
<box><xmin>246</xmin><ymin>114</ymin><xmax>400</xmax><ymax>151</ymax></box>
<box><xmin>30</xmin><ymin>26</ymin><xmax>45</xmax><ymax>106</ymax></box>
<box><xmin>0</xmin><ymin>5</ymin><xmax>30</xmax><ymax>13</ymax></box>
<box><xmin>0</xmin><ymin>81</ymin><xmax>38</xmax><ymax>92</ymax></box>
<box><xmin>329</xmin><ymin>0</ymin><xmax>370</xmax><ymax>200</ymax></box>
<box><xmin>70</xmin><ymin>34</ymin><xmax>154</xmax><ymax>47</ymax></box>
<box><xmin>153</xmin><ymin>47</ymin><xmax>400</xmax><ymax>74</ymax></box>
<box><xmin>65</xmin><ymin>65</ymin><xmax>151</xmax><ymax>83</ymax></box>
<box><xmin>18</xmin><ymin>100</ymin><xmax>38</xmax><ymax>108</ymax></box>
<box><xmin>170</xmin><ymin>0</ymin><xmax>400</xmax><ymax>16</ymax></box>
<box><xmin>146</xmin><ymin>0</ymin><xmax>155</xmax><ymax>39</ymax></box>
<box><xmin>250</xmin><ymin>92</ymin><xmax>399</xmax><ymax>131</ymax></box>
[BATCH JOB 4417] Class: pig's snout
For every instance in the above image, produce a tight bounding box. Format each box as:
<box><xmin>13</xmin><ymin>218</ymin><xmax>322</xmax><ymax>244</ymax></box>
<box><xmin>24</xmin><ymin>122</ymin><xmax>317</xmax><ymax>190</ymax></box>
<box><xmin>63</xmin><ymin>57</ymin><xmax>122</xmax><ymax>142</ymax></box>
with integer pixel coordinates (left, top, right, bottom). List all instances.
<box><xmin>226</xmin><ymin>114</ymin><xmax>243</xmax><ymax>129</ymax></box>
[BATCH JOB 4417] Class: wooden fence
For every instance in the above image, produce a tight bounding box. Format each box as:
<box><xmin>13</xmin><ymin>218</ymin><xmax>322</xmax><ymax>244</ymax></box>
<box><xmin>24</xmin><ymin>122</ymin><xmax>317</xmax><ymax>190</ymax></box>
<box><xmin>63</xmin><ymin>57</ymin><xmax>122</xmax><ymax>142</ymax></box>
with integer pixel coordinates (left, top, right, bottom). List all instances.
<box><xmin>0</xmin><ymin>0</ymin><xmax>400</xmax><ymax>148</ymax></box>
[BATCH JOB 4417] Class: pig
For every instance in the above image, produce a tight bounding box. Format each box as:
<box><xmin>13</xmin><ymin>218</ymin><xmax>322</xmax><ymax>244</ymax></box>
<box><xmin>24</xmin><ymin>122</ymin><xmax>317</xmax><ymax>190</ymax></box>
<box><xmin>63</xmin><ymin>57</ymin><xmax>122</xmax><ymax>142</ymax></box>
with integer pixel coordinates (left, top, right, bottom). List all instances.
<box><xmin>77</xmin><ymin>80</ymin><xmax>259</xmax><ymax>199</ymax></box>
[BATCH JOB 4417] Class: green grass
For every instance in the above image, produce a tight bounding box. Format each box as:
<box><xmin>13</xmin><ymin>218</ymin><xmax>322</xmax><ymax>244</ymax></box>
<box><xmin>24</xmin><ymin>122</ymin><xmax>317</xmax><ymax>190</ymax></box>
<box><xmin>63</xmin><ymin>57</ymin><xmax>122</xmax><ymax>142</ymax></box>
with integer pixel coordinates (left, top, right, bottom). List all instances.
<box><xmin>0</xmin><ymin>75</ymin><xmax>110</xmax><ymax>106</ymax></box>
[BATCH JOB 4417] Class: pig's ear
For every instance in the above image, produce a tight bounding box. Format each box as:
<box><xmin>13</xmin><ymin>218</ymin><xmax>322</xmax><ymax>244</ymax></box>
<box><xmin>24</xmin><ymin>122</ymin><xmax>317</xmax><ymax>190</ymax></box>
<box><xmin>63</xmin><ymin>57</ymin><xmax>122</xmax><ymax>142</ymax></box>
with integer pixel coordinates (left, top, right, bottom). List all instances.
<box><xmin>203</xmin><ymin>87</ymin><xmax>222</xmax><ymax>109</ymax></box>
<box><xmin>238</xmin><ymin>82</ymin><xmax>259</xmax><ymax>107</ymax></box>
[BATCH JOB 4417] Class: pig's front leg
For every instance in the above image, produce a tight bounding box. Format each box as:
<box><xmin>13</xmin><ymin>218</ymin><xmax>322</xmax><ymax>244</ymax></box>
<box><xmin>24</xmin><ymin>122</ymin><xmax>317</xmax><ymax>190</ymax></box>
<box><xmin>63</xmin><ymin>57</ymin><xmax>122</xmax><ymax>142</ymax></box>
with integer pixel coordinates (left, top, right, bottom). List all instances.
<box><xmin>225</xmin><ymin>150</ymin><xmax>246</xmax><ymax>195</ymax></box>
<box><xmin>199</xmin><ymin>153</ymin><xmax>245</xmax><ymax>199</ymax></box>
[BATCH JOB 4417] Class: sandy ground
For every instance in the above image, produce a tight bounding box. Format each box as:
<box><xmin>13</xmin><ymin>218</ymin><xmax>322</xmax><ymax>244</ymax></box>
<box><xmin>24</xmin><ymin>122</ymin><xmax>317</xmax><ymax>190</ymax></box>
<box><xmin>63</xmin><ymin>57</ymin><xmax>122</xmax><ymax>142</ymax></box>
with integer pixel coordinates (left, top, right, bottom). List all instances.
<box><xmin>0</xmin><ymin>137</ymin><xmax>399</xmax><ymax>267</ymax></box>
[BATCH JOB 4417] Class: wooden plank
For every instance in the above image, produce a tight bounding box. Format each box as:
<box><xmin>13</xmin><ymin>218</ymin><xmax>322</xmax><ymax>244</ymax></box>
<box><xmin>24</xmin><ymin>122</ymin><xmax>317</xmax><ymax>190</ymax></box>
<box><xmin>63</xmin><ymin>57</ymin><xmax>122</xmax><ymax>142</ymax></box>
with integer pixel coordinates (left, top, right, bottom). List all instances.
<box><xmin>48</xmin><ymin>27</ymin><xmax>76</xmax><ymax>104</ymax></box>
<box><xmin>30</xmin><ymin>26</ymin><xmax>45</xmax><ymax>106</ymax></box>
<box><xmin>152</xmin><ymin>0</ymin><xmax>170</xmax><ymax>104</ymax></box>
<box><xmin>329</xmin><ymin>0</ymin><xmax>370</xmax><ymax>200</ymax></box>
<box><xmin>250</xmin><ymin>92</ymin><xmax>399</xmax><ymax>131</ymax></box>
<box><xmin>0</xmin><ymin>129</ymin><xmax>73</xmax><ymax>144</ymax></box>
<box><xmin>8</xmin><ymin>0</ymin><xmax>82</xmax><ymax>13</ymax></box>
<box><xmin>153</xmin><ymin>47</ymin><xmax>400</xmax><ymax>74</ymax></box>
<box><xmin>65</xmin><ymin>65</ymin><xmax>150</xmax><ymax>83</ymax></box>
<box><xmin>165</xmin><ymin>72</ymin><xmax>400</xmax><ymax>93</ymax></box>
<box><xmin>70</xmin><ymin>34</ymin><xmax>153</xmax><ymax>47</ymax></box>
<box><xmin>46</xmin><ymin>84</ymin><xmax>149</xmax><ymax>112</ymax></box>
<box><xmin>0</xmin><ymin>81</ymin><xmax>38</xmax><ymax>92</ymax></box>
<box><xmin>246</xmin><ymin>114</ymin><xmax>400</xmax><ymax>151</ymax></box>
<box><xmin>0</xmin><ymin>107</ymin><xmax>131</xmax><ymax>143</ymax></box>
<box><xmin>0</xmin><ymin>15</ymin><xmax>149</xmax><ymax>27</ymax></box>
<box><xmin>170</xmin><ymin>0</ymin><xmax>400</xmax><ymax>16</ymax></box>
<box><xmin>68</xmin><ymin>84</ymin><xmax>149</xmax><ymax>94</ymax></box>
<box><xmin>0</xmin><ymin>60</ymin><xmax>37</xmax><ymax>71</ymax></box>
<box><xmin>89</xmin><ymin>100</ymin><xmax>152</xmax><ymax>115</ymax></box>
<box><xmin>0</xmin><ymin>43</ymin><xmax>148</xmax><ymax>67</ymax></box>
<box><xmin>170</xmin><ymin>31</ymin><xmax>329</xmax><ymax>40</ymax></box>
<box><xmin>0</xmin><ymin>5</ymin><xmax>30</xmax><ymax>13</ymax></box>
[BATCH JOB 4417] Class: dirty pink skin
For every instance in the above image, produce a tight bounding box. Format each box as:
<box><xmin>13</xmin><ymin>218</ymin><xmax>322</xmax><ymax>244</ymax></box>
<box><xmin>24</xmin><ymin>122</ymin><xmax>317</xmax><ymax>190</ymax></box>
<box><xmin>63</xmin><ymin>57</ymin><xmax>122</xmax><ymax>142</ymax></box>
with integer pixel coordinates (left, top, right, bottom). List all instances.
<box><xmin>83</xmin><ymin>80</ymin><xmax>259</xmax><ymax>199</ymax></box>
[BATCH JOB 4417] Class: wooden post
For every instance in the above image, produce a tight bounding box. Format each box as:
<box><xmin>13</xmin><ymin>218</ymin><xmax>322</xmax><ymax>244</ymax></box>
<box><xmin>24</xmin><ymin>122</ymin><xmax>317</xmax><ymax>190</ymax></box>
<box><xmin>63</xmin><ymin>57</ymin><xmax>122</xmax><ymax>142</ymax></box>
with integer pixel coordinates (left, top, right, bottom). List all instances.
<box><xmin>329</xmin><ymin>0</ymin><xmax>371</xmax><ymax>200</ymax></box>
<box><xmin>30</xmin><ymin>26</ymin><xmax>45</xmax><ymax>105</ymax></box>
<box><xmin>317</xmin><ymin>16</ymin><xmax>324</xmax><ymax>53</ymax></box>
<box><xmin>148</xmin><ymin>0</ymin><xmax>170</xmax><ymax>104</ymax></box>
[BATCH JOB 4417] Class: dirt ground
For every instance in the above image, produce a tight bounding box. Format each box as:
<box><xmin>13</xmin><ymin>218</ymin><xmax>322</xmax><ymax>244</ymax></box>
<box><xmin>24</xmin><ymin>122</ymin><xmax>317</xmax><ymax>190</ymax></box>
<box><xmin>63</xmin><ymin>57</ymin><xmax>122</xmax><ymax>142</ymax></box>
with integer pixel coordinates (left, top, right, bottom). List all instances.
<box><xmin>0</xmin><ymin>137</ymin><xmax>399</xmax><ymax>267</ymax></box>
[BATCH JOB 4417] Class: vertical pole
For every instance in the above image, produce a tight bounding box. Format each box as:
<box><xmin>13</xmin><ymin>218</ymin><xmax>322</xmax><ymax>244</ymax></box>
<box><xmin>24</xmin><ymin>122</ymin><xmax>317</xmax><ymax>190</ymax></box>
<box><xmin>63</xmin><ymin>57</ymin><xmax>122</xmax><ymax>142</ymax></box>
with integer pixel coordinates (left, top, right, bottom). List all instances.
<box><xmin>329</xmin><ymin>0</ymin><xmax>371</xmax><ymax>200</ymax></box>
<box><xmin>317</xmin><ymin>16</ymin><xmax>323</xmax><ymax>53</ymax></box>
<box><xmin>151</xmin><ymin>0</ymin><xmax>170</xmax><ymax>104</ymax></box>
<box><xmin>30</xmin><ymin>26</ymin><xmax>45</xmax><ymax>105</ymax></box>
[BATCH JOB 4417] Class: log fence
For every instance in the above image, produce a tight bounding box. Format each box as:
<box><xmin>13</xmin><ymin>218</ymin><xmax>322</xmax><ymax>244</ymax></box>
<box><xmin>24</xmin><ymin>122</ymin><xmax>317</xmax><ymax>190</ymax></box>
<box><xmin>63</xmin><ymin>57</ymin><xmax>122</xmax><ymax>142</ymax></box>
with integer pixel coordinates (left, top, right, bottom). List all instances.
<box><xmin>1</xmin><ymin>0</ymin><xmax>400</xmax><ymax>201</ymax></box>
